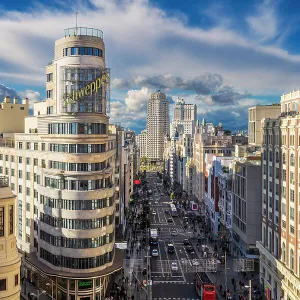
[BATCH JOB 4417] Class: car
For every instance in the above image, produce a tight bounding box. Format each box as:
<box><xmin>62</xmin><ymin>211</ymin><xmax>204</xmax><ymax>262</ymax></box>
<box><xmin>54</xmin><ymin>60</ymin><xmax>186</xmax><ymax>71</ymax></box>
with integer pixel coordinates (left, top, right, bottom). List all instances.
<box><xmin>167</xmin><ymin>243</ymin><xmax>175</xmax><ymax>253</ymax></box>
<box><xmin>171</xmin><ymin>230</ymin><xmax>177</xmax><ymax>236</ymax></box>
<box><xmin>185</xmin><ymin>245</ymin><xmax>193</xmax><ymax>252</ymax></box>
<box><xmin>154</xmin><ymin>201</ymin><xmax>158</xmax><ymax>204</ymax></box>
<box><xmin>171</xmin><ymin>262</ymin><xmax>178</xmax><ymax>271</ymax></box>
<box><xmin>167</xmin><ymin>218</ymin><xmax>173</xmax><ymax>223</ymax></box>
<box><xmin>152</xmin><ymin>249</ymin><xmax>159</xmax><ymax>257</ymax></box>
<box><xmin>152</xmin><ymin>211</ymin><xmax>156</xmax><ymax>215</ymax></box>
<box><xmin>183</xmin><ymin>239</ymin><xmax>190</xmax><ymax>245</ymax></box>
<box><xmin>192</xmin><ymin>259</ymin><xmax>200</xmax><ymax>266</ymax></box>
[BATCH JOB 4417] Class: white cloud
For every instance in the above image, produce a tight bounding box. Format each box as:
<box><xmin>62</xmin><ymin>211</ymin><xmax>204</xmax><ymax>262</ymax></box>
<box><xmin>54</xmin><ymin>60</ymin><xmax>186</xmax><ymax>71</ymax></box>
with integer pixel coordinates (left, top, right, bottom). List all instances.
<box><xmin>19</xmin><ymin>90</ymin><xmax>42</xmax><ymax>109</ymax></box>
<box><xmin>124</xmin><ymin>87</ymin><xmax>151</xmax><ymax>113</ymax></box>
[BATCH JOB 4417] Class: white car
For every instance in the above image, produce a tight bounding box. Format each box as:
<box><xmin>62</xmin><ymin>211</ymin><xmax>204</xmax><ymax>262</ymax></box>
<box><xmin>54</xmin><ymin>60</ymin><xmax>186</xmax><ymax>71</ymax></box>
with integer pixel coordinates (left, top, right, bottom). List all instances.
<box><xmin>171</xmin><ymin>262</ymin><xmax>178</xmax><ymax>271</ymax></box>
<box><xmin>171</xmin><ymin>230</ymin><xmax>177</xmax><ymax>236</ymax></box>
<box><xmin>192</xmin><ymin>259</ymin><xmax>200</xmax><ymax>266</ymax></box>
<box><xmin>152</xmin><ymin>211</ymin><xmax>156</xmax><ymax>215</ymax></box>
<box><xmin>152</xmin><ymin>249</ymin><xmax>159</xmax><ymax>257</ymax></box>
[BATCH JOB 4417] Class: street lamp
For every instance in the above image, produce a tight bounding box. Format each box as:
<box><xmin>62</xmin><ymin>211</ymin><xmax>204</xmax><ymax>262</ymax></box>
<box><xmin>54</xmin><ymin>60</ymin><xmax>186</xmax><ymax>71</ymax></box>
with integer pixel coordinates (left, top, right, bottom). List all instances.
<box><xmin>244</xmin><ymin>279</ymin><xmax>252</xmax><ymax>300</ymax></box>
<box><xmin>46</xmin><ymin>282</ymin><xmax>54</xmax><ymax>299</ymax></box>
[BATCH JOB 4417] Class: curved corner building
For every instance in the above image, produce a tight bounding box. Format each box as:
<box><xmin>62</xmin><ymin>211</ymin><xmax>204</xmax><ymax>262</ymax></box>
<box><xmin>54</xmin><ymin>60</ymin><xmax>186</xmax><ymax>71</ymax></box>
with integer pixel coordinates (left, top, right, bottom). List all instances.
<box><xmin>0</xmin><ymin>177</ymin><xmax>21</xmax><ymax>300</ymax></box>
<box><xmin>0</xmin><ymin>27</ymin><xmax>122</xmax><ymax>300</ymax></box>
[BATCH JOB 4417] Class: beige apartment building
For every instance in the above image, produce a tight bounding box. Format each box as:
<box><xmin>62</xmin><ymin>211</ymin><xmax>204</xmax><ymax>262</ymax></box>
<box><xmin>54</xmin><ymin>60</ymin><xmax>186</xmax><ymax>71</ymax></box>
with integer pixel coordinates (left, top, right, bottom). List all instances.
<box><xmin>0</xmin><ymin>97</ymin><xmax>29</xmax><ymax>134</ymax></box>
<box><xmin>257</xmin><ymin>90</ymin><xmax>300</xmax><ymax>300</ymax></box>
<box><xmin>248</xmin><ymin>105</ymin><xmax>281</xmax><ymax>147</ymax></box>
<box><xmin>0</xmin><ymin>176</ymin><xmax>21</xmax><ymax>300</ymax></box>
<box><xmin>0</xmin><ymin>27</ymin><xmax>121</xmax><ymax>300</ymax></box>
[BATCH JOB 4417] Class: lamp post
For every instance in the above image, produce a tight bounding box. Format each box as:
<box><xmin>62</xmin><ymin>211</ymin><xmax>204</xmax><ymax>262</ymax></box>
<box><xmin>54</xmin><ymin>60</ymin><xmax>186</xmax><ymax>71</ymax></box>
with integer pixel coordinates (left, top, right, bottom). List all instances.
<box><xmin>245</xmin><ymin>279</ymin><xmax>252</xmax><ymax>300</ymax></box>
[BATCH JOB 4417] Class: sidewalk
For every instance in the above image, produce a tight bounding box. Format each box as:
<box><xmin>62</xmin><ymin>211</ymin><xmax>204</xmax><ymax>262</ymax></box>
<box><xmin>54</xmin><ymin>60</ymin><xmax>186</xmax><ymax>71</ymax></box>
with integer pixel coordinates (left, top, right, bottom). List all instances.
<box><xmin>21</xmin><ymin>281</ymin><xmax>50</xmax><ymax>300</ymax></box>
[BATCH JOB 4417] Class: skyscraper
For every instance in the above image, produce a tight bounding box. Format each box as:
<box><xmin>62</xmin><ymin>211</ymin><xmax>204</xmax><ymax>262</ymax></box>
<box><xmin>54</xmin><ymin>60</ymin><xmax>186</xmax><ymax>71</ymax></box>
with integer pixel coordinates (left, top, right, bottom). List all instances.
<box><xmin>146</xmin><ymin>90</ymin><xmax>170</xmax><ymax>161</ymax></box>
<box><xmin>0</xmin><ymin>27</ymin><xmax>122</xmax><ymax>299</ymax></box>
<box><xmin>171</xmin><ymin>98</ymin><xmax>197</xmax><ymax>136</ymax></box>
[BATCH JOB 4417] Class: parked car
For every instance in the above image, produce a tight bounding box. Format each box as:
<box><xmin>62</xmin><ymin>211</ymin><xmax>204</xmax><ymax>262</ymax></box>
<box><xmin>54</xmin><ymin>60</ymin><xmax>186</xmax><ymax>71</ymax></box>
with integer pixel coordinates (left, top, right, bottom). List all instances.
<box><xmin>152</xmin><ymin>249</ymin><xmax>159</xmax><ymax>257</ymax></box>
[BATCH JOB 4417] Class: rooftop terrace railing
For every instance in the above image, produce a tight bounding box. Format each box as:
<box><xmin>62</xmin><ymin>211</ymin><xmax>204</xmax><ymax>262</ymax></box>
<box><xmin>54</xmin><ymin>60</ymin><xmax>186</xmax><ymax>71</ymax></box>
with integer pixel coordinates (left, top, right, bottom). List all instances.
<box><xmin>64</xmin><ymin>27</ymin><xmax>103</xmax><ymax>39</ymax></box>
<box><xmin>0</xmin><ymin>176</ymin><xmax>9</xmax><ymax>188</ymax></box>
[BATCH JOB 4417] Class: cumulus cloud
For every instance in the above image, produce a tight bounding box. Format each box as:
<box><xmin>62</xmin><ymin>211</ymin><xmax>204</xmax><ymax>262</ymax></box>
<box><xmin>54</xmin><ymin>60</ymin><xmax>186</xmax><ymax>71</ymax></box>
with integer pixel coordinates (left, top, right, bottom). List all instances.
<box><xmin>19</xmin><ymin>89</ymin><xmax>42</xmax><ymax>109</ymax></box>
<box><xmin>124</xmin><ymin>87</ymin><xmax>150</xmax><ymax>113</ymax></box>
<box><xmin>0</xmin><ymin>83</ymin><xmax>19</xmax><ymax>100</ymax></box>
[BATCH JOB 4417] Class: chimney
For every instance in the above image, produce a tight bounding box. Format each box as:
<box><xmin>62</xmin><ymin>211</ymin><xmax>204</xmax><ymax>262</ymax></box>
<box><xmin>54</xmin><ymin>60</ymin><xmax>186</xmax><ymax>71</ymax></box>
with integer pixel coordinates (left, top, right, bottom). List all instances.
<box><xmin>22</xmin><ymin>98</ymin><xmax>28</xmax><ymax>105</ymax></box>
<box><xmin>3</xmin><ymin>96</ymin><xmax>10</xmax><ymax>103</ymax></box>
<box><xmin>13</xmin><ymin>97</ymin><xmax>18</xmax><ymax>104</ymax></box>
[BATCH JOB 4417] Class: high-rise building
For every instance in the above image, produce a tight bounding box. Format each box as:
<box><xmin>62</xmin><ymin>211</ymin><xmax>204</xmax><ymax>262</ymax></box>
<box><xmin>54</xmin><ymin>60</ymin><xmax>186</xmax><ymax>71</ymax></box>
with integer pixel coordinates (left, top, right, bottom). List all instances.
<box><xmin>0</xmin><ymin>176</ymin><xmax>21</xmax><ymax>300</ymax></box>
<box><xmin>146</xmin><ymin>91</ymin><xmax>170</xmax><ymax>161</ymax></box>
<box><xmin>257</xmin><ymin>90</ymin><xmax>300</xmax><ymax>300</ymax></box>
<box><xmin>0</xmin><ymin>27</ymin><xmax>122</xmax><ymax>299</ymax></box>
<box><xmin>248</xmin><ymin>105</ymin><xmax>281</xmax><ymax>147</ymax></box>
<box><xmin>136</xmin><ymin>129</ymin><xmax>148</xmax><ymax>158</ymax></box>
<box><xmin>171</xmin><ymin>98</ymin><xmax>197</xmax><ymax>136</ymax></box>
<box><xmin>0</xmin><ymin>96</ymin><xmax>29</xmax><ymax>134</ymax></box>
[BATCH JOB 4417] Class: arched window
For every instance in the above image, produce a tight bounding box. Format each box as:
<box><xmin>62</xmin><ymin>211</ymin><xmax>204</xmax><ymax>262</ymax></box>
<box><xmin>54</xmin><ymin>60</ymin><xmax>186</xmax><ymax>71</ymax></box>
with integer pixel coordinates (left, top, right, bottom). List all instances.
<box><xmin>282</xmin><ymin>243</ymin><xmax>286</xmax><ymax>263</ymax></box>
<box><xmin>275</xmin><ymin>152</ymin><xmax>279</xmax><ymax>163</ymax></box>
<box><xmin>290</xmin><ymin>154</ymin><xmax>295</xmax><ymax>167</ymax></box>
<box><xmin>283</xmin><ymin>153</ymin><xmax>286</xmax><ymax>165</ymax></box>
<box><xmin>269</xmin><ymin>151</ymin><xmax>272</xmax><ymax>162</ymax></box>
<box><xmin>263</xmin><ymin>150</ymin><xmax>267</xmax><ymax>160</ymax></box>
<box><xmin>290</xmin><ymin>249</ymin><xmax>294</xmax><ymax>271</ymax></box>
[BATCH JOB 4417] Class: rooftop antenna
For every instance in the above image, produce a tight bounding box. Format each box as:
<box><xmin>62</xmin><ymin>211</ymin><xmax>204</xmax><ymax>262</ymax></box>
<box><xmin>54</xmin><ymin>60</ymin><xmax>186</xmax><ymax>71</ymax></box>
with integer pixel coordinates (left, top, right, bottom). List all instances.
<box><xmin>75</xmin><ymin>6</ymin><xmax>79</xmax><ymax>33</ymax></box>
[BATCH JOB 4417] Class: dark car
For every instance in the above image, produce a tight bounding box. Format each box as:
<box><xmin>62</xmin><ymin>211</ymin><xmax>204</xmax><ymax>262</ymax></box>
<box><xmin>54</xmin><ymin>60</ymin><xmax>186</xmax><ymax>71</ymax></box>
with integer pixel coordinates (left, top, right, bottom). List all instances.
<box><xmin>185</xmin><ymin>245</ymin><xmax>193</xmax><ymax>252</ymax></box>
<box><xmin>167</xmin><ymin>218</ymin><xmax>173</xmax><ymax>222</ymax></box>
<box><xmin>183</xmin><ymin>239</ymin><xmax>190</xmax><ymax>245</ymax></box>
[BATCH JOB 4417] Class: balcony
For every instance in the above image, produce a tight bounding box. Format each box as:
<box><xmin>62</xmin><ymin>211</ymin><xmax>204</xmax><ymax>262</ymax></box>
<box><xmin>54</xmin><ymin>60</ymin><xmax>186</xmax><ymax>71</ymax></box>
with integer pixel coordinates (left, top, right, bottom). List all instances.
<box><xmin>0</xmin><ymin>137</ymin><xmax>15</xmax><ymax>148</ymax></box>
<box><xmin>64</xmin><ymin>27</ymin><xmax>103</xmax><ymax>39</ymax></box>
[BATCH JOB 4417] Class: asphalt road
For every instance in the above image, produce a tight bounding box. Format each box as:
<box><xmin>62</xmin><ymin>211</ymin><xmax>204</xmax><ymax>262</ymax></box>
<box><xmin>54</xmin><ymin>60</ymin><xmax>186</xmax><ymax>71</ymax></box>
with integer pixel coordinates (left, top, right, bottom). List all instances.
<box><xmin>146</xmin><ymin>173</ymin><xmax>201</xmax><ymax>300</ymax></box>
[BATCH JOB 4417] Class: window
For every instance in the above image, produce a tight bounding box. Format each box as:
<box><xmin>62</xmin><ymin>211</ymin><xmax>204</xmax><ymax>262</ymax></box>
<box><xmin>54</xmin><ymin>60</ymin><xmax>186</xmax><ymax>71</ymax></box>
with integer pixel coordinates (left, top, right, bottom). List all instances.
<box><xmin>290</xmin><ymin>207</ymin><xmax>295</xmax><ymax>221</ymax></box>
<box><xmin>282</xmin><ymin>243</ymin><xmax>286</xmax><ymax>263</ymax></box>
<box><xmin>14</xmin><ymin>274</ymin><xmax>18</xmax><ymax>287</ymax></box>
<box><xmin>269</xmin><ymin>151</ymin><xmax>272</xmax><ymax>162</ymax></box>
<box><xmin>18</xmin><ymin>170</ymin><xmax>22</xmax><ymax>179</ymax></box>
<box><xmin>18</xmin><ymin>142</ymin><xmax>23</xmax><ymax>149</ymax></box>
<box><xmin>0</xmin><ymin>167</ymin><xmax>2</xmax><ymax>174</ymax></box>
<box><xmin>282</xmin><ymin>203</ymin><xmax>286</xmax><ymax>215</ymax></box>
<box><xmin>290</xmin><ymin>249</ymin><xmax>294</xmax><ymax>271</ymax></box>
<box><xmin>26</xmin><ymin>158</ymin><xmax>31</xmax><ymax>165</ymax></box>
<box><xmin>5</xmin><ymin>155</ymin><xmax>8</xmax><ymax>162</ymax></box>
<box><xmin>18</xmin><ymin>157</ymin><xmax>22</xmax><ymax>164</ymax></box>
<box><xmin>46</xmin><ymin>90</ymin><xmax>53</xmax><ymax>99</ymax></box>
<box><xmin>34</xmin><ymin>143</ymin><xmax>38</xmax><ymax>150</ymax></box>
<box><xmin>26</xmin><ymin>142</ymin><xmax>30</xmax><ymax>150</ymax></box>
<box><xmin>0</xmin><ymin>154</ymin><xmax>2</xmax><ymax>160</ymax></box>
<box><xmin>290</xmin><ymin>189</ymin><xmax>295</xmax><ymax>202</ymax></box>
<box><xmin>0</xmin><ymin>279</ymin><xmax>6</xmax><ymax>291</ymax></box>
<box><xmin>46</xmin><ymin>73</ymin><xmax>53</xmax><ymax>82</ymax></box>
<box><xmin>18</xmin><ymin>185</ymin><xmax>22</xmax><ymax>193</ymax></box>
<box><xmin>26</xmin><ymin>188</ymin><xmax>30</xmax><ymax>196</ymax></box>
<box><xmin>9</xmin><ymin>205</ymin><xmax>13</xmax><ymax>234</ymax></box>
<box><xmin>282</xmin><ymin>153</ymin><xmax>286</xmax><ymax>164</ymax></box>
<box><xmin>11</xmin><ymin>183</ymin><xmax>15</xmax><ymax>191</ymax></box>
<box><xmin>275</xmin><ymin>152</ymin><xmax>279</xmax><ymax>163</ymax></box>
<box><xmin>11</xmin><ymin>169</ymin><xmax>15</xmax><ymax>176</ymax></box>
<box><xmin>11</xmin><ymin>156</ymin><xmax>14</xmax><ymax>162</ymax></box>
<box><xmin>26</xmin><ymin>172</ymin><xmax>30</xmax><ymax>180</ymax></box>
<box><xmin>290</xmin><ymin>154</ymin><xmax>295</xmax><ymax>166</ymax></box>
<box><xmin>26</xmin><ymin>218</ymin><xmax>30</xmax><ymax>227</ymax></box>
<box><xmin>26</xmin><ymin>234</ymin><xmax>30</xmax><ymax>243</ymax></box>
<box><xmin>0</xmin><ymin>207</ymin><xmax>4</xmax><ymax>237</ymax></box>
<box><xmin>34</xmin><ymin>158</ymin><xmax>38</xmax><ymax>166</ymax></box>
<box><xmin>26</xmin><ymin>203</ymin><xmax>30</xmax><ymax>212</ymax></box>
<box><xmin>291</xmin><ymin>225</ymin><xmax>295</xmax><ymax>235</ymax></box>
<box><xmin>282</xmin><ymin>169</ymin><xmax>286</xmax><ymax>181</ymax></box>
<box><xmin>42</xmin><ymin>143</ymin><xmax>45</xmax><ymax>151</ymax></box>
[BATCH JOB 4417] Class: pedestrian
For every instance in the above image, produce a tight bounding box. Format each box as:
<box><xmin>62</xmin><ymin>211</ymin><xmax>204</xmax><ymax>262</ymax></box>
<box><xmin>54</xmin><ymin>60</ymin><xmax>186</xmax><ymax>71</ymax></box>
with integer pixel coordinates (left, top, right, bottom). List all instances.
<box><xmin>220</xmin><ymin>284</ymin><xmax>223</xmax><ymax>292</ymax></box>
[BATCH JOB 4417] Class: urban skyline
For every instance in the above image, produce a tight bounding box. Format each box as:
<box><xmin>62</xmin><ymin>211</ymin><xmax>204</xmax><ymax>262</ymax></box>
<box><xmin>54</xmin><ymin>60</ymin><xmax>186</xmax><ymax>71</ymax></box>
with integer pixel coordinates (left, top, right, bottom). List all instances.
<box><xmin>1</xmin><ymin>0</ymin><xmax>300</xmax><ymax>133</ymax></box>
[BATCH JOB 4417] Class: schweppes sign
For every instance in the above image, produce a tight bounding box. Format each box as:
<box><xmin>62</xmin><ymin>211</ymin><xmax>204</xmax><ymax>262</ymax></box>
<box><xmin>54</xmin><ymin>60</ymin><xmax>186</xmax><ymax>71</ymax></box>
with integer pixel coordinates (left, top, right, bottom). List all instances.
<box><xmin>63</xmin><ymin>71</ymin><xmax>109</xmax><ymax>108</ymax></box>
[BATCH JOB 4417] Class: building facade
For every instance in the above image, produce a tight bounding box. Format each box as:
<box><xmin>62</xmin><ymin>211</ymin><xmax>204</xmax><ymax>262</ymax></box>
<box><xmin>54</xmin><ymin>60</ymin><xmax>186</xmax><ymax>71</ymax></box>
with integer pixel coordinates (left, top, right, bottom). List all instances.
<box><xmin>136</xmin><ymin>129</ymin><xmax>148</xmax><ymax>158</ymax></box>
<box><xmin>0</xmin><ymin>27</ymin><xmax>122</xmax><ymax>299</ymax></box>
<box><xmin>146</xmin><ymin>91</ymin><xmax>170</xmax><ymax>161</ymax></box>
<box><xmin>248</xmin><ymin>105</ymin><xmax>281</xmax><ymax>147</ymax></box>
<box><xmin>0</xmin><ymin>97</ymin><xmax>29</xmax><ymax>134</ymax></box>
<box><xmin>0</xmin><ymin>176</ymin><xmax>21</xmax><ymax>300</ymax></box>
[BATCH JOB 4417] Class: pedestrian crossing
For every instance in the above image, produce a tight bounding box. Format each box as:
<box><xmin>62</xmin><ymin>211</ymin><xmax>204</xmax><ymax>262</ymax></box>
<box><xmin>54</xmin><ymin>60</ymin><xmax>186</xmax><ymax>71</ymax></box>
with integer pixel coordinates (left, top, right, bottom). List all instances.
<box><xmin>153</xmin><ymin>298</ymin><xmax>200</xmax><ymax>300</ymax></box>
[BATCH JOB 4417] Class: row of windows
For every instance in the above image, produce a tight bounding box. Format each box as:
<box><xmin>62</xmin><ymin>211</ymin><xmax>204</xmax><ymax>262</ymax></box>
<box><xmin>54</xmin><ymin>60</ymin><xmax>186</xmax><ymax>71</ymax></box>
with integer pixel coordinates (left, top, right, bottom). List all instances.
<box><xmin>49</xmin><ymin>161</ymin><xmax>108</xmax><ymax>172</ymax></box>
<box><xmin>48</xmin><ymin>123</ymin><xmax>107</xmax><ymax>135</ymax></box>
<box><xmin>40</xmin><ymin>195</ymin><xmax>114</xmax><ymax>210</ymax></box>
<box><xmin>64</xmin><ymin>47</ymin><xmax>103</xmax><ymax>57</ymax></box>
<box><xmin>40</xmin><ymin>248</ymin><xmax>113</xmax><ymax>269</ymax></box>
<box><xmin>44</xmin><ymin>177</ymin><xmax>112</xmax><ymax>191</ymax></box>
<box><xmin>49</xmin><ymin>143</ymin><xmax>106</xmax><ymax>153</ymax></box>
<box><xmin>40</xmin><ymin>230</ymin><xmax>114</xmax><ymax>248</ymax></box>
<box><xmin>0</xmin><ymin>155</ymin><xmax>39</xmax><ymax>165</ymax></box>
<box><xmin>0</xmin><ymin>206</ymin><xmax>14</xmax><ymax>237</ymax></box>
<box><xmin>40</xmin><ymin>213</ymin><xmax>114</xmax><ymax>229</ymax></box>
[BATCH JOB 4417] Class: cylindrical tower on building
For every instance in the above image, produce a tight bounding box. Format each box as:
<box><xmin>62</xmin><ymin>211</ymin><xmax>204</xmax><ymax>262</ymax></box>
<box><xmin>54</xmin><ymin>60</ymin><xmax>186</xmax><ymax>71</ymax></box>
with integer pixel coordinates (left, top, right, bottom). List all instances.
<box><xmin>0</xmin><ymin>176</ymin><xmax>21</xmax><ymax>300</ymax></box>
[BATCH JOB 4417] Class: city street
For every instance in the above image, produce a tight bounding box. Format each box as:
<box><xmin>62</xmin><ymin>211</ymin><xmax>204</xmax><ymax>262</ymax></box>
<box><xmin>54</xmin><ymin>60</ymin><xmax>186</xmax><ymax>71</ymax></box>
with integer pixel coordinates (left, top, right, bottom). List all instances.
<box><xmin>147</xmin><ymin>173</ymin><xmax>201</xmax><ymax>300</ymax></box>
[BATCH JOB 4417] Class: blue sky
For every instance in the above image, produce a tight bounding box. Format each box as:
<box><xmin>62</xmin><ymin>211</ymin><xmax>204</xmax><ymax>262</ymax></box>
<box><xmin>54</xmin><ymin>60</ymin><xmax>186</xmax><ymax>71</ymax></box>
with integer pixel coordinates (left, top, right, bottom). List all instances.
<box><xmin>1</xmin><ymin>0</ymin><xmax>300</xmax><ymax>133</ymax></box>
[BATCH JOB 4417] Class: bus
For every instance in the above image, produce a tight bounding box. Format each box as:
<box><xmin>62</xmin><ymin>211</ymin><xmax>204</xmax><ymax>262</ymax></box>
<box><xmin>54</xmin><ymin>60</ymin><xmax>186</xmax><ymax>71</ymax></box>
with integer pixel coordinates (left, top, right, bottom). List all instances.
<box><xmin>170</xmin><ymin>203</ymin><xmax>178</xmax><ymax>217</ymax></box>
<box><xmin>150</xmin><ymin>229</ymin><xmax>158</xmax><ymax>245</ymax></box>
<box><xmin>195</xmin><ymin>272</ymin><xmax>216</xmax><ymax>300</ymax></box>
